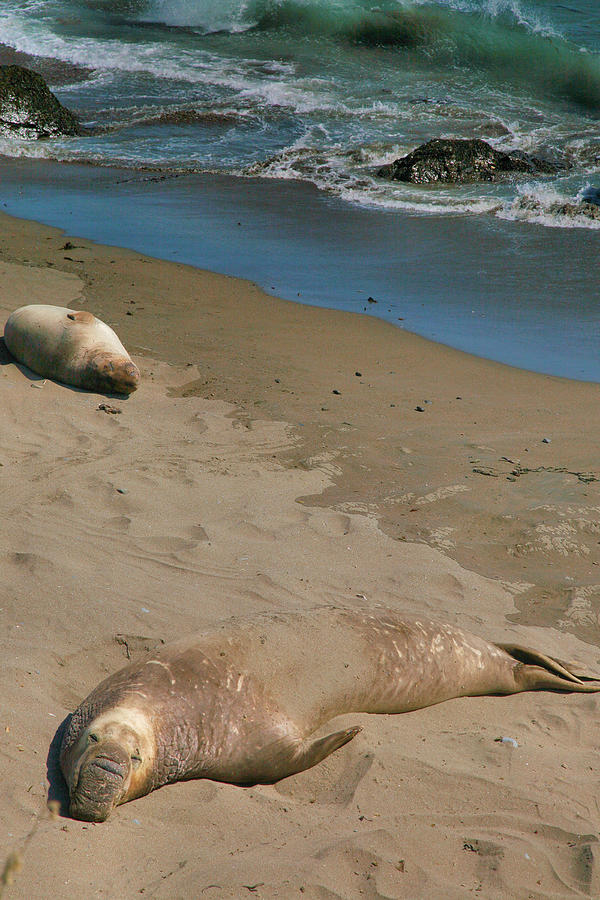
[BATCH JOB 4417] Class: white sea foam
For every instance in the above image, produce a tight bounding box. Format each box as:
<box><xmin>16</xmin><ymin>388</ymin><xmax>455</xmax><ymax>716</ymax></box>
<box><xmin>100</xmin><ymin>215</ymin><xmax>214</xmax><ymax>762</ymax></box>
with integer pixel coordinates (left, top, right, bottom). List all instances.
<box><xmin>140</xmin><ymin>0</ymin><xmax>256</xmax><ymax>32</ymax></box>
<box><xmin>497</xmin><ymin>182</ymin><xmax>600</xmax><ymax>229</ymax></box>
<box><xmin>0</xmin><ymin>10</ymin><xmax>343</xmax><ymax>119</ymax></box>
<box><xmin>0</xmin><ymin>9</ymin><xmax>246</xmax><ymax>83</ymax></box>
<box><xmin>408</xmin><ymin>0</ymin><xmax>559</xmax><ymax>38</ymax></box>
<box><xmin>242</xmin><ymin>142</ymin><xmax>504</xmax><ymax>216</ymax></box>
<box><xmin>0</xmin><ymin>135</ymin><xmax>70</xmax><ymax>160</ymax></box>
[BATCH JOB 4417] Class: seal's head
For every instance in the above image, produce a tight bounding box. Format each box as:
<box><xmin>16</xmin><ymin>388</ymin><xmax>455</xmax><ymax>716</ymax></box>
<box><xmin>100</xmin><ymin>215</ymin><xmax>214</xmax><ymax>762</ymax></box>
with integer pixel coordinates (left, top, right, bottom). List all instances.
<box><xmin>61</xmin><ymin>709</ymin><xmax>154</xmax><ymax>822</ymax></box>
<box><xmin>84</xmin><ymin>353</ymin><xmax>141</xmax><ymax>396</ymax></box>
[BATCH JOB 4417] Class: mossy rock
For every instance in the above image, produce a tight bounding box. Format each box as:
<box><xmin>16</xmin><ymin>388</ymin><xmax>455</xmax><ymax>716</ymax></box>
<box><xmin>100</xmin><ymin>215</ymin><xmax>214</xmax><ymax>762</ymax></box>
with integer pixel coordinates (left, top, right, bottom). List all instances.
<box><xmin>377</xmin><ymin>138</ymin><xmax>559</xmax><ymax>184</ymax></box>
<box><xmin>0</xmin><ymin>64</ymin><xmax>80</xmax><ymax>139</ymax></box>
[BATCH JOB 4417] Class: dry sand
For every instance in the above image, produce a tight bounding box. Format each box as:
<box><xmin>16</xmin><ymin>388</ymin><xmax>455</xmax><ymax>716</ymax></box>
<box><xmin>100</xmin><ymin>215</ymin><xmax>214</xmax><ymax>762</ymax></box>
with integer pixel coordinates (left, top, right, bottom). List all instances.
<box><xmin>2</xmin><ymin>211</ymin><xmax>600</xmax><ymax>899</ymax></box>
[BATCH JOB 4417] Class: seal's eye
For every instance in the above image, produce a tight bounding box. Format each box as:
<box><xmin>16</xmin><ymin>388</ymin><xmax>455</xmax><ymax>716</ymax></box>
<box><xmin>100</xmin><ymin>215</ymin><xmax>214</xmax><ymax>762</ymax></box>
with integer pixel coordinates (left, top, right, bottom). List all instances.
<box><xmin>131</xmin><ymin>752</ymin><xmax>142</xmax><ymax>769</ymax></box>
<box><xmin>88</xmin><ymin>733</ymin><xmax>99</xmax><ymax>744</ymax></box>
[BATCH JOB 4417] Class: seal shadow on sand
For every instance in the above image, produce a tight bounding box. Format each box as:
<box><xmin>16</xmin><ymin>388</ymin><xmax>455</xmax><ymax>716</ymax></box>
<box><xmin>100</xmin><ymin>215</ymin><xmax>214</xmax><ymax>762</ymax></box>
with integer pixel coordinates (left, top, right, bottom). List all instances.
<box><xmin>276</xmin><ymin>748</ymin><xmax>374</xmax><ymax>807</ymax></box>
<box><xmin>46</xmin><ymin>716</ymin><xmax>71</xmax><ymax>816</ymax></box>
<box><xmin>0</xmin><ymin>337</ymin><xmax>134</xmax><ymax>399</ymax></box>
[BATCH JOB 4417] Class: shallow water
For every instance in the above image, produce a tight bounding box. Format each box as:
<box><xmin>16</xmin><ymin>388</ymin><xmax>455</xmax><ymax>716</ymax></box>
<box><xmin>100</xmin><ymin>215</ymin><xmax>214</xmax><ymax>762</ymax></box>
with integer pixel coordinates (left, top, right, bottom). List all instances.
<box><xmin>2</xmin><ymin>157</ymin><xmax>599</xmax><ymax>382</ymax></box>
<box><xmin>2</xmin><ymin>0</ymin><xmax>600</xmax><ymax>227</ymax></box>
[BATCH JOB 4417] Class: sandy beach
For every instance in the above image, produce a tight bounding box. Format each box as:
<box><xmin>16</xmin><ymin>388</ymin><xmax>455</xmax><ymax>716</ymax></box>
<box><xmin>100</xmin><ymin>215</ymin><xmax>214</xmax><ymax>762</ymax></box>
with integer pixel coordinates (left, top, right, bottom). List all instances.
<box><xmin>2</xmin><ymin>209</ymin><xmax>600</xmax><ymax>899</ymax></box>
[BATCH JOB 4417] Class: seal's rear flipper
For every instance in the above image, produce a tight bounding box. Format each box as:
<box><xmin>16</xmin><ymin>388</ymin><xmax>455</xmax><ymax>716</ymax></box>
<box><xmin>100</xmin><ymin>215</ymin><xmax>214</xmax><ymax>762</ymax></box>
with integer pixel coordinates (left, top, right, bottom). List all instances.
<box><xmin>498</xmin><ymin>643</ymin><xmax>600</xmax><ymax>693</ymax></box>
<box><xmin>290</xmin><ymin>726</ymin><xmax>363</xmax><ymax>776</ymax></box>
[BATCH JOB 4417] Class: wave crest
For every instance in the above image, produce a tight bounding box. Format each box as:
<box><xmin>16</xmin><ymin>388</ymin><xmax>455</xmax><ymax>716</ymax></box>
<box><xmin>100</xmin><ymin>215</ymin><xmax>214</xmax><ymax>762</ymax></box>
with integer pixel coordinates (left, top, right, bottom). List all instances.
<box><xmin>133</xmin><ymin>0</ymin><xmax>600</xmax><ymax>111</ymax></box>
<box><xmin>140</xmin><ymin>0</ymin><xmax>552</xmax><ymax>37</ymax></box>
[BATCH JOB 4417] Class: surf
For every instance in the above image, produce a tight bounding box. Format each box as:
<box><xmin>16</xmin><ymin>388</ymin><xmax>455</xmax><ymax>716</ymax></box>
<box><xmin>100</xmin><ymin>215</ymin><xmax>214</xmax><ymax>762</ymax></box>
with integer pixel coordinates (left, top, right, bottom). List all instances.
<box><xmin>125</xmin><ymin>0</ymin><xmax>600</xmax><ymax>111</ymax></box>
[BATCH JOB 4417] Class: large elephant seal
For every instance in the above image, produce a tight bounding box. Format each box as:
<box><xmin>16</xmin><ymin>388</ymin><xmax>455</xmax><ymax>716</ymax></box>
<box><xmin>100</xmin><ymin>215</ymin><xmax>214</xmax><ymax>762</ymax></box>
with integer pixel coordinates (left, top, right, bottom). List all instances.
<box><xmin>59</xmin><ymin>607</ymin><xmax>600</xmax><ymax>822</ymax></box>
<box><xmin>3</xmin><ymin>304</ymin><xmax>140</xmax><ymax>394</ymax></box>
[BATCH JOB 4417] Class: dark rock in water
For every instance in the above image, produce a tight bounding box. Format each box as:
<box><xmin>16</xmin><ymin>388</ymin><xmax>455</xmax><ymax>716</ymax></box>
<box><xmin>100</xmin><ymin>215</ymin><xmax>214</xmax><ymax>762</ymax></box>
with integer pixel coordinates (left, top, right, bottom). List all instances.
<box><xmin>554</xmin><ymin>201</ymin><xmax>600</xmax><ymax>220</ymax></box>
<box><xmin>505</xmin><ymin>149</ymin><xmax>559</xmax><ymax>175</ymax></box>
<box><xmin>0</xmin><ymin>65</ymin><xmax>80</xmax><ymax>139</ymax></box>
<box><xmin>377</xmin><ymin>138</ymin><xmax>559</xmax><ymax>184</ymax></box>
<box><xmin>581</xmin><ymin>186</ymin><xmax>600</xmax><ymax>207</ymax></box>
<box><xmin>514</xmin><ymin>195</ymin><xmax>600</xmax><ymax>221</ymax></box>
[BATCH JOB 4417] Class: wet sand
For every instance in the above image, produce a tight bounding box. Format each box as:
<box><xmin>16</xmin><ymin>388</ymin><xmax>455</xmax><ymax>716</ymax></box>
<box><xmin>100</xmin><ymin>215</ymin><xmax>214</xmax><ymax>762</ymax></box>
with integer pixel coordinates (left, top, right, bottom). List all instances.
<box><xmin>2</xmin><ymin>156</ymin><xmax>600</xmax><ymax>381</ymax></box>
<box><xmin>2</xmin><ymin>209</ymin><xmax>600</xmax><ymax>899</ymax></box>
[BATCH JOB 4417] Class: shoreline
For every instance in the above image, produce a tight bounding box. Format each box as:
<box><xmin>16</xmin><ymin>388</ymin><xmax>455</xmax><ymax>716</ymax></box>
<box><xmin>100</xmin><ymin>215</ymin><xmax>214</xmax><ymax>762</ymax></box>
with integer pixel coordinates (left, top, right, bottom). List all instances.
<box><xmin>2</xmin><ymin>155</ymin><xmax>600</xmax><ymax>382</ymax></box>
<box><xmin>3</xmin><ymin>206</ymin><xmax>600</xmax><ymax>898</ymax></box>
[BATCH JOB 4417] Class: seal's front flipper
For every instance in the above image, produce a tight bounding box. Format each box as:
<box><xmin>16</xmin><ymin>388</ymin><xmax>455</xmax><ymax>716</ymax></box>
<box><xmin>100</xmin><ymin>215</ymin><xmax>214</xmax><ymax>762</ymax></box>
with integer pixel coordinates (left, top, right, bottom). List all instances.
<box><xmin>290</xmin><ymin>726</ymin><xmax>362</xmax><ymax>776</ymax></box>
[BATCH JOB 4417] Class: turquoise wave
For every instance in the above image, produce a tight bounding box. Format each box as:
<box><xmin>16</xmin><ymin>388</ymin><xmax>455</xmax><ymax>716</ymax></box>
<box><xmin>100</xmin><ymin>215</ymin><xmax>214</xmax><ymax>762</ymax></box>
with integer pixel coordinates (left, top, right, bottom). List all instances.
<box><xmin>244</xmin><ymin>0</ymin><xmax>600</xmax><ymax>110</ymax></box>
<box><xmin>132</xmin><ymin>0</ymin><xmax>600</xmax><ymax>111</ymax></box>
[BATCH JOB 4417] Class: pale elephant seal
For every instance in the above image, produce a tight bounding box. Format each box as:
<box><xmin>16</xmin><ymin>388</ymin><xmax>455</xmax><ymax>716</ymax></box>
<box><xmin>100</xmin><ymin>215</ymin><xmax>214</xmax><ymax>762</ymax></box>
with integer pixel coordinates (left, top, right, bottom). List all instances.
<box><xmin>3</xmin><ymin>304</ymin><xmax>140</xmax><ymax>394</ymax></box>
<box><xmin>59</xmin><ymin>607</ymin><xmax>600</xmax><ymax>822</ymax></box>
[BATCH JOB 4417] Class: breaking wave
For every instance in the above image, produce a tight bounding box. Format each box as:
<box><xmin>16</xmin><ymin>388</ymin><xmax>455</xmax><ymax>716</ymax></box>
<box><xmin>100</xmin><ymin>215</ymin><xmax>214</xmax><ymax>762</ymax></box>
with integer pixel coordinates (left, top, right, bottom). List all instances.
<box><xmin>129</xmin><ymin>0</ymin><xmax>600</xmax><ymax>109</ymax></box>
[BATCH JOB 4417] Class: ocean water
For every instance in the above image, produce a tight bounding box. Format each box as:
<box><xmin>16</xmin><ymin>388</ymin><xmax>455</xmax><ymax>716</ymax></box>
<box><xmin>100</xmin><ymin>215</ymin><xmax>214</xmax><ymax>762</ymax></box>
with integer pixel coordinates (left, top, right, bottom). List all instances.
<box><xmin>2</xmin><ymin>0</ymin><xmax>600</xmax><ymax>228</ymax></box>
<box><xmin>2</xmin><ymin>156</ymin><xmax>600</xmax><ymax>381</ymax></box>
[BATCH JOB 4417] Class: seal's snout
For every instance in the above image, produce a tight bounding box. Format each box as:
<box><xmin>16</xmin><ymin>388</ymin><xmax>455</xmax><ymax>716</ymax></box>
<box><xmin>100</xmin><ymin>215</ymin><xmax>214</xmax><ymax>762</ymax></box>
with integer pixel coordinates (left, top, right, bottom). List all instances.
<box><xmin>85</xmin><ymin>352</ymin><xmax>141</xmax><ymax>396</ymax></box>
<box><xmin>116</xmin><ymin>360</ymin><xmax>141</xmax><ymax>395</ymax></box>
<box><xmin>69</xmin><ymin>741</ymin><xmax>131</xmax><ymax>822</ymax></box>
<box><xmin>98</xmin><ymin>358</ymin><xmax>140</xmax><ymax>396</ymax></box>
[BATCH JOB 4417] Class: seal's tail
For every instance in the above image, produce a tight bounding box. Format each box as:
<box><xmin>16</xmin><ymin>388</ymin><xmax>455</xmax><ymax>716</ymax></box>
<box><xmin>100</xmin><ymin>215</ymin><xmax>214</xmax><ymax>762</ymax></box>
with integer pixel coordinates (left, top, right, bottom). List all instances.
<box><xmin>498</xmin><ymin>643</ymin><xmax>600</xmax><ymax>693</ymax></box>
